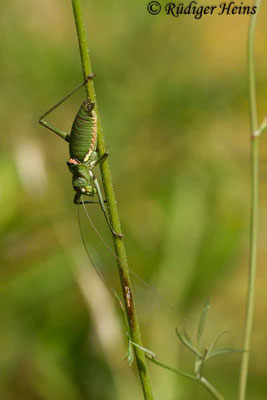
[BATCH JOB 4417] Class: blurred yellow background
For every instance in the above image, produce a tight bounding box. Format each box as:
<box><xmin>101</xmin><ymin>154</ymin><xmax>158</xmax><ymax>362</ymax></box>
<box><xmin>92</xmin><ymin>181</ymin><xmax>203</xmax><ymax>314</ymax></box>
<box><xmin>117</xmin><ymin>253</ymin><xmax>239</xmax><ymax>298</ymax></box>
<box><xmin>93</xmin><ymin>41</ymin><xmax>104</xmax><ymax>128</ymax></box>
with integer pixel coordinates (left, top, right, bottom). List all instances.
<box><xmin>0</xmin><ymin>1</ymin><xmax>267</xmax><ymax>399</ymax></box>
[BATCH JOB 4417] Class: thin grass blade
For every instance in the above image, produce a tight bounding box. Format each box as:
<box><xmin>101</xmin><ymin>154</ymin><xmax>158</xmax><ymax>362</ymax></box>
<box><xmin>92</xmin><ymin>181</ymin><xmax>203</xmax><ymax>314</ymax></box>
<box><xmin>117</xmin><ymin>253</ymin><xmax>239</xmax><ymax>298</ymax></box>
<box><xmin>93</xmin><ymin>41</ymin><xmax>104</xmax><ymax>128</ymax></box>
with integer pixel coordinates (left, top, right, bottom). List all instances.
<box><xmin>197</xmin><ymin>298</ymin><xmax>210</xmax><ymax>346</ymax></box>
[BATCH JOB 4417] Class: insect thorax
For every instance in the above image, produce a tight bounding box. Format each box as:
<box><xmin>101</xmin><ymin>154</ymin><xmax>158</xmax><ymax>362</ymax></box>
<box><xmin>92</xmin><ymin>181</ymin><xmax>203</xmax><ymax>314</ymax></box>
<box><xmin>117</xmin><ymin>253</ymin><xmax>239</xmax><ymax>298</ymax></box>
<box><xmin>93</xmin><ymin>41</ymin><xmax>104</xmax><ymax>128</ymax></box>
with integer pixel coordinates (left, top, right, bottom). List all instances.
<box><xmin>67</xmin><ymin>156</ymin><xmax>96</xmax><ymax>196</ymax></box>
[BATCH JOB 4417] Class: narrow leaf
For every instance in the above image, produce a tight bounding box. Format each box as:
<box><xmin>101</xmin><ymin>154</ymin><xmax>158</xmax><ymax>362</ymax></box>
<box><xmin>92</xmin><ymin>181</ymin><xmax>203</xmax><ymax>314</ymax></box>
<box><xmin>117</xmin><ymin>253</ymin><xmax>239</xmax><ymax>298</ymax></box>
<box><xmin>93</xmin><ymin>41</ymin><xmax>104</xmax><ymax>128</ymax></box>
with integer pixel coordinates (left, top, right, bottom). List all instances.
<box><xmin>183</xmin><ymin>329</ymin><xmax>193</xmax><ymax>344</ymax></box>
<box><xmin>197</xmin><ymin>298</ymin><xmax>210</xmax><ymax>345</ymax></box>
<box><xmin>206</xmin><ymin>330</ymin><xmax>229</xmax><ymax>359</ymax></box>
<box><xmin>176</xmin><ymin>328</ymin><xmax>202</xmax><ymax>358</ymax></box>
<box><xmin>206</xmin><ymin>347</ymin><xmax>245</xmax><ymax>361</ymax></box>
<box><xmin>124</xmin><ymin>339</ymin><xmax>134</xmax><ymax>366</ymax></box>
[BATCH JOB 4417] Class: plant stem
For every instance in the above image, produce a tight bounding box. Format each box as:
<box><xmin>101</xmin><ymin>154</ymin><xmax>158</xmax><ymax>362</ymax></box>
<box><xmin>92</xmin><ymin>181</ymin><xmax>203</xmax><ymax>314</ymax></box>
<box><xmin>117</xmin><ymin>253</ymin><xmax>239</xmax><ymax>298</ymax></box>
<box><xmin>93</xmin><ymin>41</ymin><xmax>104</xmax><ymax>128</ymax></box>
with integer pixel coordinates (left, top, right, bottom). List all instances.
<box><xmin>199</xmin><ymin>377</ymin><xmax>225</xmax><ymax>400</ymax></box>
<box><xmin>238</xmin><ymin>1</ymin><xmax>262</xmax><ymax>399</ymax></box>
<box><xmin>148</xmin><ymin>357</ymin><xmax>197</xmax><ymax>381</ymax></box>
<box><xmin>71</xmin><ymin>1</ymin><xmax>154</xmax><ymax>399</ymax></box>
<box><xmin>147</xmin><ymin>357</ymin><xmax>225</xmax><ymax>400</ymax></box>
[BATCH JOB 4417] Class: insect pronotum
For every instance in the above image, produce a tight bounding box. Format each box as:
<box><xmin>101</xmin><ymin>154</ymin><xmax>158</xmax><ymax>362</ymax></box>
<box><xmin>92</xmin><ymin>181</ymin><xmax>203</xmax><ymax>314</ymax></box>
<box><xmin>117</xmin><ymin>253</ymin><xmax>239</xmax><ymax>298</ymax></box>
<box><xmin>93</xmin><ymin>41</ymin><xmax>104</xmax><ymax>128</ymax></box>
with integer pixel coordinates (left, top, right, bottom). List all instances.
<box><xmin>39</xmin><ymin>75</ymin><xmax>122</xmax><ymax>238</ymax></box>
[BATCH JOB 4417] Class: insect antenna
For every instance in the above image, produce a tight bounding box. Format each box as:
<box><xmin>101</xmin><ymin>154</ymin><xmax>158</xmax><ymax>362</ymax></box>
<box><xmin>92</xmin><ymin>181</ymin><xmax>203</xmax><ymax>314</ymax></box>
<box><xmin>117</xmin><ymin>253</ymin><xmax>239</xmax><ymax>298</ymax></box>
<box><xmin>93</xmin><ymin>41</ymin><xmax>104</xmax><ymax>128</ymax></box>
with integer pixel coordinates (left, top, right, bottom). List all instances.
<box><xmin>80</xmin><ymin>199</ymin><xmax>189</xmax><ymax>325</ymax></box>
<box><xmin>78</xmin><ymin>204</ymin><xmax>118</xmax><ymax>301</ymax></box>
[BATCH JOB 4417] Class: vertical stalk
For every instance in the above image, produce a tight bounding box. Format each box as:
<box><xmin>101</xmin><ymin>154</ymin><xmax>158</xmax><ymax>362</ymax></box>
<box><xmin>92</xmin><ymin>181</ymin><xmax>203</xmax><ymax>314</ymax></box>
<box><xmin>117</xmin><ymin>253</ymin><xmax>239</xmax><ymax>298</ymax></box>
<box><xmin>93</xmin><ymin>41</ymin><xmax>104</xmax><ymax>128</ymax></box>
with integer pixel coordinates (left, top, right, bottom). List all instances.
<box><xmin>238</xmin><ymin>1</ymin><xmax>262</xmax><ymax>399</ymax></box>
<box><xmin>71</xmin><ymin>1</ymin><xmax>154</xmax><ymax>399</ymax></box>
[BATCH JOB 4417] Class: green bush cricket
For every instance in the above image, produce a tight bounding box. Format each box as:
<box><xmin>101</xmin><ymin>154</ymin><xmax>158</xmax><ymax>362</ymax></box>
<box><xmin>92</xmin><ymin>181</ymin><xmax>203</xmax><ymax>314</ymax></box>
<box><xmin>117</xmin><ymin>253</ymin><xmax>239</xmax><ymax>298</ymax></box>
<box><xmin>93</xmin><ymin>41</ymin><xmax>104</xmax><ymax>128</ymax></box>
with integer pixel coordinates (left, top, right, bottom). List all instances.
<box><xmin>39</xmin><ymin>74</ymin><xmax>123</xmax><ymax>238</ymax></box>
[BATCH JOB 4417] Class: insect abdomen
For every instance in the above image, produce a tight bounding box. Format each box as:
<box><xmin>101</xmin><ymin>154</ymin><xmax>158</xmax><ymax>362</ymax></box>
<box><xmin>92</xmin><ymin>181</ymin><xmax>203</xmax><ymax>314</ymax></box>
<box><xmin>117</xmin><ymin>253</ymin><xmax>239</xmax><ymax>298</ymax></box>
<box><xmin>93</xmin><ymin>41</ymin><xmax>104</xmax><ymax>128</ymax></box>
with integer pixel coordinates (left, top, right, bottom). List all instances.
<box><xmin>69</xmin><ymin>101</ymin><xmax>97</xmax><ymax>162</ymax></box>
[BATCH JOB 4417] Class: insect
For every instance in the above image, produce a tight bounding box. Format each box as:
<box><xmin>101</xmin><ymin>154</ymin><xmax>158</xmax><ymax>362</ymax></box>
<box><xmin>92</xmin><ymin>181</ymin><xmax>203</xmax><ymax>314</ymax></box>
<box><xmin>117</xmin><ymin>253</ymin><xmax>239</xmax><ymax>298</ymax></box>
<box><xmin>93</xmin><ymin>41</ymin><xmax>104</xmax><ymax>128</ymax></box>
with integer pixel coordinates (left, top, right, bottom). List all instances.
<box><xmin>39</xmin><ymin>74</ymin><xmax>186</xmax><ymax>327</ymax></box>
<box><xmin>39</xmin><ymin>75</ymin><xmax>122</xmax><ymax>238</ymax></box>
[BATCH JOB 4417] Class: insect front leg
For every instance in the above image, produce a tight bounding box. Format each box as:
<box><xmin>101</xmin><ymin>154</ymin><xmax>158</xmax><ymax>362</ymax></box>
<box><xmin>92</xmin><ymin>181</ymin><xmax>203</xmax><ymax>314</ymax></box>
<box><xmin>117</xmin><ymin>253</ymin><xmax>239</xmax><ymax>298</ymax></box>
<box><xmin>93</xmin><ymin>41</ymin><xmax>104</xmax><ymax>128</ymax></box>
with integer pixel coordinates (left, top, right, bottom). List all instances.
<box><xmin>94</xmin><ymin>151</ymin><xmax>109</xmax><ymax>167</ymax></box>
<box><xmin>89</xmin><ymin>171</ymin><xmax>123</xmax><ymax>238</ymax></box>
<box><xmin>74</xmin><ymin>196</ymin><xmax>107</xmax><ymax>204</ymax></box>
<box><xmin>90</xmin><ymin>151</ymin><xmax>109</xmax><ymax>168</ymax></box>
<box><xmin>74</xmin><ymin>192</ymin><xmax>108</xmax><ymax>205</ymax></box>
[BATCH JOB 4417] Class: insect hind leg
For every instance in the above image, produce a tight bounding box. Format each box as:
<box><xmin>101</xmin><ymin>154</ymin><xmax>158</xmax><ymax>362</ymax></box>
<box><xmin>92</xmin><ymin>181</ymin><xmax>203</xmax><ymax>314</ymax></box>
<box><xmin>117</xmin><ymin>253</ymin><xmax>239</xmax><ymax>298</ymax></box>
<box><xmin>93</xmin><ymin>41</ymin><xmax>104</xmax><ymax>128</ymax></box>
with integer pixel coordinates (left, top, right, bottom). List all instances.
<box><xmin>39</xmin><ymin>74</ymin><xmax>95</xmax><ymax>141</ymax></box>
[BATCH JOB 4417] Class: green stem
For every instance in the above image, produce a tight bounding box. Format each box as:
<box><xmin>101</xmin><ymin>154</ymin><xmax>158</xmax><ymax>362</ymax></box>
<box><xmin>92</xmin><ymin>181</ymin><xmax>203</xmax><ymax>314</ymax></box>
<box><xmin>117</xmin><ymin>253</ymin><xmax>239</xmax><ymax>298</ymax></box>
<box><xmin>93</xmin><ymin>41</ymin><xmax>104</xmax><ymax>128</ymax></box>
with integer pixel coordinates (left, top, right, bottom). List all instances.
<box><xmin>238</xmin><ymin>1</ymin><xmax>261</xmax><ymax>399</ymax></box>
<box><xmin>147</xmin><ymin>357</ymin><xmax>225</xmax><ymax>400</ymax></box>
<box><xmin>148</xmin><ymin>357</ymin><xmax>197</xmax><ymax>381</ymax></box>
<box><xmin>199</xmin><ymin>377</ymin><xmax>225</xmax><ymax>400</ymax></box>
<box><xmin>71</xmin><ymin>1</ymin><xmax>154</xmax><ymax>399</ymax></box>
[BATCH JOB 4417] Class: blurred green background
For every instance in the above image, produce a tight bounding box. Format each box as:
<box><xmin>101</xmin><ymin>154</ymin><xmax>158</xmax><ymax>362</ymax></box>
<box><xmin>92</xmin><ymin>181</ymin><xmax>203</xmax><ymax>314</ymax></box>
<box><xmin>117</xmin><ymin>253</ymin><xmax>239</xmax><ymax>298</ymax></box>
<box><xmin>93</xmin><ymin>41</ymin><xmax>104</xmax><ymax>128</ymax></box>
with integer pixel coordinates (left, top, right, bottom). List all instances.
<box><xmin>0</xmin><ymin>1</ymin><xmax>267</xmax><ymax>399</ymax></box>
